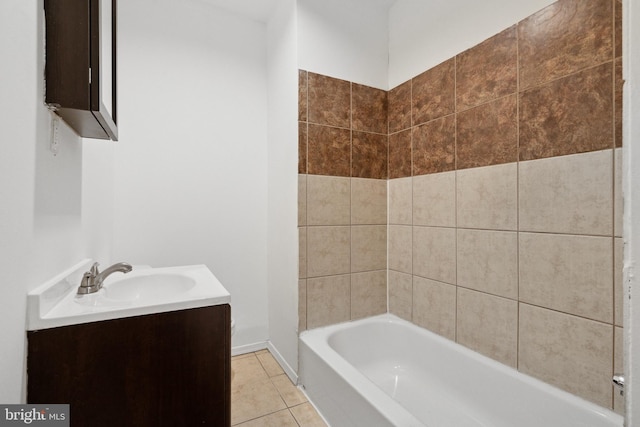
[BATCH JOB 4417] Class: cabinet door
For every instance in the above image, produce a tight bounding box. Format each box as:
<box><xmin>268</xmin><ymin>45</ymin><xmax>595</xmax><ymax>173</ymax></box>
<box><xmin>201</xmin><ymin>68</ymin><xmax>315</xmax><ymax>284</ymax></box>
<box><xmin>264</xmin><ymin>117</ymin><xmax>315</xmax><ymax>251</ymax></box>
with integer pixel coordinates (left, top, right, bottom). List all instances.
<box><xmin>28</xmin><ymin>305</ymin><xmax>231</xmax><ymax>427</ymax></box>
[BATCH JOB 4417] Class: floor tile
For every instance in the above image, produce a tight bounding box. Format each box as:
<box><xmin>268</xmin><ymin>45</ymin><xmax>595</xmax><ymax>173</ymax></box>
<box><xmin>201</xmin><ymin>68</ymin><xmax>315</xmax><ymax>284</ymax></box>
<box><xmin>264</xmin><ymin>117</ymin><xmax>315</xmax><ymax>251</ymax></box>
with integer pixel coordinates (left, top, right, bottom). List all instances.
<box><xmin>271</xmin><ymin>374</ymin><xmax>307</xmax><ymax>407</ymax></box>
<box><xmin>257</xmin><ymin>351</ymin><xmax>285</xmax><ymax>377</ymax></box>
<box><xmin>234</xmin><ymin>409</ymin><xmax>299</xmax><ymax>427</ymax></box>
<box><xmin>232</xmin><ymin>378</ymin><xmax>287</xmax><ymax>425</ymax></box>
<box><xmin>232</xmin><ymin>351</ymin><xmax>325</xmax><ymax>427</ymax></box>
<box><xmin>290</xmin><ymin>402</ymin><xmax>328</xmax><ymax>427</ymax></box>
<box><xmin>232</xmin><ymin>354</ymin><xmax>269</xmax><ymax>387</ymax></box>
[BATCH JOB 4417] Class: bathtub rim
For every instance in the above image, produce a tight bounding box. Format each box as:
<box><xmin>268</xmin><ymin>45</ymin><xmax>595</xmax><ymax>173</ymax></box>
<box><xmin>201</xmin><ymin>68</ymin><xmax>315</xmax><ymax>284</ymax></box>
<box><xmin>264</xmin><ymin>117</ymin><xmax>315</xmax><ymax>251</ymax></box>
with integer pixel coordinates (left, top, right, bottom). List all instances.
<box><xmin>299</xmin><ymin>313</ymin><xmax>623</xmax><ymax>427</ymax></box>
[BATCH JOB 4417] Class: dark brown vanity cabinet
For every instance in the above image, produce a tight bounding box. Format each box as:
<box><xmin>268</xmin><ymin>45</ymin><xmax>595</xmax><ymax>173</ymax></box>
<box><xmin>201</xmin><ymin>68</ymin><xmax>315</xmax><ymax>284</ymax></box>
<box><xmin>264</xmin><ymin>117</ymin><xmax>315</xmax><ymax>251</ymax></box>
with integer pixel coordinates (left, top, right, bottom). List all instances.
<box><xmin>45</xmin><ymin>0</ymin><xmax>118</xmax><ymax>140</ymax></box>
<box><xmin>27</xmin><ymin>305</ymin><xmax>231</xmax><ymax>427</ymax></box>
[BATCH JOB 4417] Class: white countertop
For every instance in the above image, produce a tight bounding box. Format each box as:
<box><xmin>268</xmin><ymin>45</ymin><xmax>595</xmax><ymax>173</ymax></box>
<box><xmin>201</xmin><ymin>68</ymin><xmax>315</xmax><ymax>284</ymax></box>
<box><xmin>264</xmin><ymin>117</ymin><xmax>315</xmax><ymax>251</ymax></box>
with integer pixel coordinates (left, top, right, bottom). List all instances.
<box><xmin>27</xmin><ymin>259</ymin><xmax>230</xmax><ymax>331</ymax></box>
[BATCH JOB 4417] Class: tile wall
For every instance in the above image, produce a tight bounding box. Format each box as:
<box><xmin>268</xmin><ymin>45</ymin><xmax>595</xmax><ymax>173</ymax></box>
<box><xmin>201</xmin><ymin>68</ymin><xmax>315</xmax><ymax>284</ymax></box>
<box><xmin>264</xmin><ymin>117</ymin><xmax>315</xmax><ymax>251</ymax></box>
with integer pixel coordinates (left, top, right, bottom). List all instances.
<box><xmin>298</xmin><ymin>71</ymin><xmax>389</xmax><ymax>330</ymax></box>
<box><xmin>299</xmin><ymin>0</ymin><xmax>624</xmax><ymax>412</ymax></box>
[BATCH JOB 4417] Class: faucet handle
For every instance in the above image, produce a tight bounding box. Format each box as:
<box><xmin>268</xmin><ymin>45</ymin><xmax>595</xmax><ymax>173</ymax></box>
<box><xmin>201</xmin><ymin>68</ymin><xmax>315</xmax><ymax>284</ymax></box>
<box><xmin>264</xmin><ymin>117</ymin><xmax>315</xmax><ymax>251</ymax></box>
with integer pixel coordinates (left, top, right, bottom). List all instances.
<box><xmin>89</xmin><ymin>262</ymin><xmax>100</xmax><ymax>277</ymax></box>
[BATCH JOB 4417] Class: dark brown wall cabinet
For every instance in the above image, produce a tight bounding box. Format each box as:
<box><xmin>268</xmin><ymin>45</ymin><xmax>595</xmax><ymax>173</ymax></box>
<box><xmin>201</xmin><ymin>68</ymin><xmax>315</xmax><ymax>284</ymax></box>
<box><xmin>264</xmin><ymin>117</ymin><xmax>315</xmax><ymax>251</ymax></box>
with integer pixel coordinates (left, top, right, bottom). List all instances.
<box><xmin>45</xmin><ymin>0</ymin><xmax>118</xmax><ymax>140</ymax></box>
<box><xmin>27</xmin><ymin>305</ymin><xmax>231</xmax><ymax>427</ymax></box>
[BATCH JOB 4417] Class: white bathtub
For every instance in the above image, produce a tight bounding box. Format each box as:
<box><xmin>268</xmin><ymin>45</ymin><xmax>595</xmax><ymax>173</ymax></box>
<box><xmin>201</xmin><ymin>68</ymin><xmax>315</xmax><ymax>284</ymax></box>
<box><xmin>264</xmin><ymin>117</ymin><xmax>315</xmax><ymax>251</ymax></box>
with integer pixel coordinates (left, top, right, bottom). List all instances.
<box><xmin>299</xmin><ymin>314</ymin><xmax>623</xmax><ymax>427</ymax></box>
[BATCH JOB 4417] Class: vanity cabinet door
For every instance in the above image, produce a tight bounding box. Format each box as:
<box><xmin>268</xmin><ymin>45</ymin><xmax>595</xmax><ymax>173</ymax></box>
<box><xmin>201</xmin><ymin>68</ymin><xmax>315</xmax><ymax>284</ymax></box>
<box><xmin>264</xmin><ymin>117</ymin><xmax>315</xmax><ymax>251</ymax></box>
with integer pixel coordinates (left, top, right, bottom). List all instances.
<box><xmin>27</xmin><ymin>304</ymin><xmax>231</xmax><ymax>427</ymax></box>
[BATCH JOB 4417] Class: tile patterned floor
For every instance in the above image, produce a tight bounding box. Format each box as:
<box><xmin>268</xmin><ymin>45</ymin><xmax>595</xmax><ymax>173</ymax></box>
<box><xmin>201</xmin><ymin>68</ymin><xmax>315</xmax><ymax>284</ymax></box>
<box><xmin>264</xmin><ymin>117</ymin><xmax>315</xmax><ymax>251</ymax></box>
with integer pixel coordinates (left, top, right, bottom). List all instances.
<box><xmin>231</xmin><ymin>350</ymin><xmax>328</xmax><ymax>426</ymax></box>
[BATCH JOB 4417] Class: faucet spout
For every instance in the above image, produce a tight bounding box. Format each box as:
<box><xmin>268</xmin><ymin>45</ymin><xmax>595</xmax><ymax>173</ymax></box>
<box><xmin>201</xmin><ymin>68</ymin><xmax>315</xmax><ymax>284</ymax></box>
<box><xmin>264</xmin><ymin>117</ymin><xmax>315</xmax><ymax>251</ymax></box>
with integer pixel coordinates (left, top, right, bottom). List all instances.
<box><xmin>94</xmin><ymin>262</ymin><xmax>133</xmax><ymax>285</ymax></box>
<box><xmin>77</xmin><ymin>262</ymin><xmax>133</xmax><ymax>295</ymax></box>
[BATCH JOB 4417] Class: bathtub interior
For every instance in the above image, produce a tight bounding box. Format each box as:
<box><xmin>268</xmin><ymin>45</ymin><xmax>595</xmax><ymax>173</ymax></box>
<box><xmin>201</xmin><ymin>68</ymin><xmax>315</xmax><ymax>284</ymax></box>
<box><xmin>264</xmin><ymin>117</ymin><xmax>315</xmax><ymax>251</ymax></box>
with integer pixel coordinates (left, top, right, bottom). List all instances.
<box><xmin>299</xmin><ymin>314</ymin><xmax>623</xmax><ymax>427</ymax></box>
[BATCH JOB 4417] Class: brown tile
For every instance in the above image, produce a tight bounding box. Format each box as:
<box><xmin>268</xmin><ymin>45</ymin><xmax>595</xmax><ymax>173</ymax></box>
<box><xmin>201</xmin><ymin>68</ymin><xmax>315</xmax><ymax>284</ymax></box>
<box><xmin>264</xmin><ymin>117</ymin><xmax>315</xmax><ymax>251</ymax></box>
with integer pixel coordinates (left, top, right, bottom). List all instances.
<box><xmin>519</xmin><ymin>63</ymin><xmax>613</xmax><ymax>161</ymax></box>
<box><xmin>412</xmin><ymin>58</ymin><xmax>455</xmax><ymax>125</ymax></box>
<box><xmin>616</xmin><ymin>57</ymin><xmax>623</xmax><ymax>147</ymax></box>
<box><xmin>518</xmin><ymin>0</ymin><xmax>614</xmax><ymax>89</ymax></box>
<box><xmin>352</xmin><ymin>83</ymin><xmax>388</xmax><ymax>134</ymax></box>
<box><xmin>389</xmin><ymin>130</ymin><xmax>412</xmax><ymax>179</ymax></box>
<box><xmin>299</xmin><ymin>122</ymin><xmax>307</xmax><ymax>174</ymax></box>
<box><xmin>615</xmin><ymin>0</ymin><xmax>622</xmax><ymax>59</ymax></box>
<box><xmin>308</xmin><ymin>73</ymin><xmax>351</xmax><ymax>128</ymax></box>
<box><xmin>388</xmin><ymin>80</ymin><xmax>412</xmax><ymax>133</ymax></box>
<box><xmin>299</xmin><ymin>70</ymin><xmax>308</xmax><ymax>121</ymax></box>
<box><xmin>307</xmin><ymin>124</ymin><xmax>351</xmax><ymax>177</ymax></box>
<box><xmin>457</xmin><ymin>94</ymin><xmax>517</xmax><ymax>169</ymax></box>
<box><xmin>456</xmin><ymin>26</ymin><xmax>517</xmax><ymax>111</ymax></box>
<box><xmin>352</xmin><ymin>131</ymin><xmax>387</xmax><ymax>179</ymax></box>
<box><xmin>412</xmin><ymin>115</ymin><xmax>455</xmax><ymax>175</ymax></box>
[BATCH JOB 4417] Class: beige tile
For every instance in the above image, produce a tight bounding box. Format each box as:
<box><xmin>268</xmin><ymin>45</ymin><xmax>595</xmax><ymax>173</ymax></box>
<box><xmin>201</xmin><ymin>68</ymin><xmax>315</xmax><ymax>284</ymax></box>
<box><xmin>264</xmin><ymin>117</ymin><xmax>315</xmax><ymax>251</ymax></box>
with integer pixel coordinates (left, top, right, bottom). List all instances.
<box><xmin>351</xmin><ymin>225</ymin><xmax>387</xmax><ymax>272</ymax></box>
<box><xmin>413</xmin><ymin>226</ymin><xmax>456</xmax><ymax>284</ymax></box>
<box><xmin>615</xmin><ymin>237</ymin><xmax>624</xmax><ymax>327</ymax></box>
<box><xmin>412</xmin><ymin>276</ymin><xmax>456</xmax><ymax>340</ymax></box>
<box><xmin>306</xmin><ymin>275</ymin><xmax>351</xmax><ymax>329</ymax></box>
<box><xmin>306</xmin><ymin>175</ymin><xmax>350</xmax><ymax>226</ymax></box>
<box><xmin>615</xmin><ymin>148</ymin><xmax>623</xmax><ymax>237</ymax></box>
<box><xmin>413</xmin><ymin>171</ymin><xmax>456</xmax><ymax>227</ymax></box>
<box><xmin>519</xmin><ymin>150</ymin><xmax>612</xmax><ymax>235</ymax></box>
<box><xmin>232</xmin><ymin>377</ymin><xmax>287</xmax><ymax>425</ymax></box>
<box><xmin>306</xmin><ymin>226</ymin><xmax>350</xmax><ymax>277</ymax></box>
<box><xmin>457</xmin><ymin>288</ymin><xmax>518</xmax><ymax>367</ymax></box>
<box><xmin>519</xmin><ymin>232</ymin><xmax>613</xmax><ymax>323</ymax></box>
<box><xmin>389</xmin><ymin>270</ymin><xmax>412</xmax><ymax>321</ymax></box>
<box><xmin>351</xmin><ymin>270</ymin><xmax>387</xmax><ymax>320</ymax></box>
<box><xmin>232</xmin><ymin>355</ymin><xmax>269</xmax><ymax>387</ymax></box>
<box><xmin>257</xmin><ymin>351</ymin><xmax>285</xmax><ymax>378</ymax></box>
<box><xmin>457</xmin><ymin>229</ymin><xmax>517</xmax><ymax>299</ymax></box>
<box><xmin>271</xmin><ymin>374</ymin><xmax>307</xmax><ymax>407</ymax></box>
<box><xmin>290</xmin><ymin>403</ymin><xmax>328</xmax><ymax>427</ymax></box>
<box><xmin>456</xmin><ymin>162</ymin><xmax>517</xmax><ymax>230</ymax></box>
<box><xmin>299</xmin><ymin>279</ymin><xmax>307</xmax><ymax>332</ymax></box>
<box><xmin>299</xmin><ymin>227</ymin><xmax>307</xmax><ymax>279</ymax></box>
<box><xmin>389</xmin><ymin>225</ymin><xmax>412</xmax><ymax>274</ymax></box>
<box><xmin>235</xmin><ymin>409</ymin><xmax>299</xmax><ymax>427</ymax></box>
<box><xmin>352</xmin><ymin>178</ymin><xmax>387</xmax><ymax>225</ymax></box>
<box><xmin>518</xmin><ymin>303</ymin><xmax>613</xmax><ymax>408</ymax></box>
<box><xmin>232</xmin><ymin>352</ymin><xmax>257</xmax><ymax>361</ymax></box>
<box><xmin>389</xmin><ymin>177</ymin><xmax>413</xmax><ymax>225</ymax></box>
<box><xmin>614</xmin><ymin>326</ymin><xmax>625</xmax><ymax>414</ymax></box>
<box><xmin>299</xmin><ymin>174</ymin><xmax>307</xmax><ymax>226</ymax></box>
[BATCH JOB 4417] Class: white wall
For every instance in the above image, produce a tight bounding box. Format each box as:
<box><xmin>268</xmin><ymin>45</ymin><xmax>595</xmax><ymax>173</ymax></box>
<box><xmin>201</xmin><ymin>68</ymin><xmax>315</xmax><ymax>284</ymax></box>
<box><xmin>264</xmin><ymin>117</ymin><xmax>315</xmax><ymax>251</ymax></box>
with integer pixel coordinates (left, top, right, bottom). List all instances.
<box><xmin>388</xmin><ymin>0</ymin><xmax>556</xmax><ymax>88</ymax></box>
<box><xmin>114</xmin><ymin>0</ymin><xmax>270</xmax><ymax>348</ymax></box>
<box><xmin>0</xmin><ymin>1</ymin><xmax>115</xmax><ymax>402</ymax></box>
<box><xmin>623</xmin><ymin>0</ymin><xmax>640</xmax><ymax>422</ymax></box>
<box><xmin>297</xmin><ymin>0</ymin><xmax>392</xmax><ymax>90</ymax></box>
<box><xmin>266</xmin><ymin>0</ymin><xmax>299</xmax><ymax>379</ymax></box>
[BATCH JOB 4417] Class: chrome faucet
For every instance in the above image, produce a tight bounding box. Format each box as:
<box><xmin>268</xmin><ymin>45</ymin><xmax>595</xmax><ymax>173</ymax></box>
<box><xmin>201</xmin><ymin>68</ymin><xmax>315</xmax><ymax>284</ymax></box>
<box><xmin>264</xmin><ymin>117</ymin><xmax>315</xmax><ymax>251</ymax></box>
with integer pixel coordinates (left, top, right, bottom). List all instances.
<box><xmin>77</xmin><ymin>262</ymin><xmax>133</xmax><ymax>294</ymax></box>
<box><xmin>613</xmin><ymin>374</ymin><xmax>625</xmax><ymax>396</ymax></box>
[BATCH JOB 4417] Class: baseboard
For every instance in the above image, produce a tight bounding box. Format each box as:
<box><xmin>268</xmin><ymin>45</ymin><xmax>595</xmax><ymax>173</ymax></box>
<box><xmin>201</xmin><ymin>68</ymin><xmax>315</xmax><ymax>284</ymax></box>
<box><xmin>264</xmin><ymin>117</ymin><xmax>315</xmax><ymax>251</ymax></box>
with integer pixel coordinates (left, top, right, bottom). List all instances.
<box><xmin>267</xmin><ymin>340</ymin><xmax>298</xmax><ymax>384</ymax></box>
<box><xmin>231</xmin><ymin>341</ymin><xmax>268</xmax><ymax>356</ymax></box>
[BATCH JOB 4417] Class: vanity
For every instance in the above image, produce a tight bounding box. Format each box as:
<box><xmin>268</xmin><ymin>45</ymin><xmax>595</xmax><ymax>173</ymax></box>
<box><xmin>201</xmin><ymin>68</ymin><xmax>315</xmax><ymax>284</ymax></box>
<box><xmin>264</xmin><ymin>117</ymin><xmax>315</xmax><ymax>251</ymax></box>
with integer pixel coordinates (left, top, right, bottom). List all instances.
<box><xmin>26</xmin><ymin>261</ymin><xmax>231</xmax><ymax>427</ymax></box>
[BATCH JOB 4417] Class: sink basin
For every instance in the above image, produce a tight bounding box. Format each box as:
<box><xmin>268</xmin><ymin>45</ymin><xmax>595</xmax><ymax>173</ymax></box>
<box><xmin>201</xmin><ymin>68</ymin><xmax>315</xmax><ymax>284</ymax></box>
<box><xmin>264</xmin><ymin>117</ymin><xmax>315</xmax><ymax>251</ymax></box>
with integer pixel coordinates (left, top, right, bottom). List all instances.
<box><xmin>27</xmin><ymin>260</ymin><xmax>230</xmax><ymax>330</ymax></box>
<box><xmin>103</xmin><ymin>274</ymin><xmax>196</xmax><ymax>301</ymax></box>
